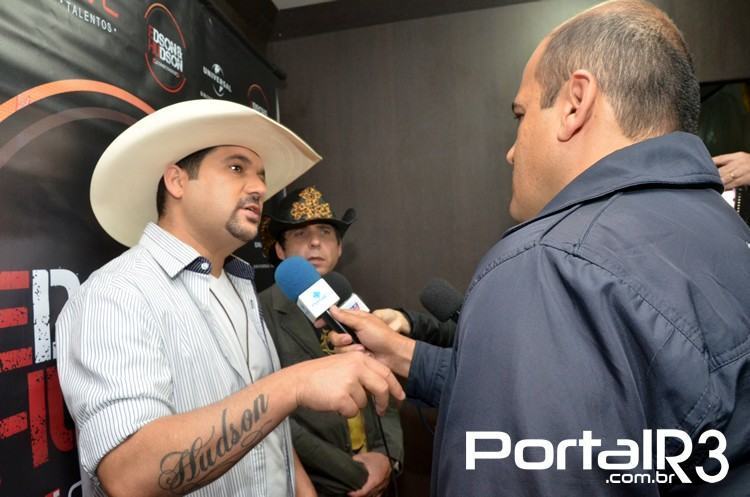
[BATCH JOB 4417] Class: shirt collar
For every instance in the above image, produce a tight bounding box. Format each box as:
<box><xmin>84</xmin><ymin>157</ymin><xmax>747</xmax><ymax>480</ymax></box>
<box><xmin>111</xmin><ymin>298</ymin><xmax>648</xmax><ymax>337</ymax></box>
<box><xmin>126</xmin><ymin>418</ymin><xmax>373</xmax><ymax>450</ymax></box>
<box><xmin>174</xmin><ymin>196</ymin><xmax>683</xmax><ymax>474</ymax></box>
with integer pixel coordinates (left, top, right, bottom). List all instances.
<box><xmin>504</xmin><ymin>132</ymin><xmax>723</xmax><ymax>237</ymax></box>
<box><xmin>139</xmin><ymin>223</ymin><xmax>256</xmax><ymax>280</ymax></box>
<box><xmin>224</xmin><ymin>255</ymin><xmax>256</xmax><ymax>280</ymax></box>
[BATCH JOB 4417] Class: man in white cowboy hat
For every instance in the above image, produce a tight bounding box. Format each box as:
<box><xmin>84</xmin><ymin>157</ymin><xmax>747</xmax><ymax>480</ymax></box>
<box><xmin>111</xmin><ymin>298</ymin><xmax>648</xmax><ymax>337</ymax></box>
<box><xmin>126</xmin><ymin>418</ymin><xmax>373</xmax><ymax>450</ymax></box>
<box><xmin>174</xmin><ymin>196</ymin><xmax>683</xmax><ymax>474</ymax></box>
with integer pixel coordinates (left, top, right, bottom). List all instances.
<box><xmin>55</xmin><ymin>99</ymin><xmax>404</xmax><ymax>497</ymax></box>
<box><xmin>259</xmin><ymin>186</ymin><xmax>403</xmax><ymax>497</ymax></box>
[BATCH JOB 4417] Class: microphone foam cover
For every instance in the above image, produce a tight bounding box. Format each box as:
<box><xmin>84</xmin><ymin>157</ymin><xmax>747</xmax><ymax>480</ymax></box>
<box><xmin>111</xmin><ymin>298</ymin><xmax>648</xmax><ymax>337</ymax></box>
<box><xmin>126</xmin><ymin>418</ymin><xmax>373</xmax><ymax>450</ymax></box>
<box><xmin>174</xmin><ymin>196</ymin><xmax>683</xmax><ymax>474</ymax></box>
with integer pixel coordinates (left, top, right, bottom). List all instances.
<box><xmin>419</xmin><ymin>278</ymin><xmax>463</xmax><ymax>322</ymax></box>
<box><xmin>275</xmin><ymin>256</ymin><xmax>321</xmax><ymax>301</ymax></box>
<box><xmin>323</xmin><ymin>271</ymin><xmax>353</xmax><ymax>302</ymax></box>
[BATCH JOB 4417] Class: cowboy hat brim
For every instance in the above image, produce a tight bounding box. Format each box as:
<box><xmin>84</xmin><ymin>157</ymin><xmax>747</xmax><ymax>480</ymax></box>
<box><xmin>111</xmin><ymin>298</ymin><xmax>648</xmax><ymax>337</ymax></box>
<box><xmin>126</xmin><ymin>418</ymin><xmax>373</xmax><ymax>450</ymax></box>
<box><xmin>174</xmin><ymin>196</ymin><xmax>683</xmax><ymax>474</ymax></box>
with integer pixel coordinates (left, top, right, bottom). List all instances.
<box><xmin>90</xmin><ymin>99</ymin><xmax>321</xmax><ymax>247</ymax></box>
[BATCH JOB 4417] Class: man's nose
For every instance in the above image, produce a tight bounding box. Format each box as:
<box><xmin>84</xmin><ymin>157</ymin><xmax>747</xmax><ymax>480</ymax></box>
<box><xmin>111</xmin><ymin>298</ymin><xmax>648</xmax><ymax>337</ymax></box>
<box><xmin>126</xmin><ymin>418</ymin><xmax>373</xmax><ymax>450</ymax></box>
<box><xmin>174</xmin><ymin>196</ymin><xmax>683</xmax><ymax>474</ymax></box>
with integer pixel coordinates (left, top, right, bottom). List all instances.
<box><xmin>506</xmin><ymin>144</ymin><xmax>515</xmax><ymax>166</ymax></box>
<box><xmin>245</xmin><ymin>175</ymin><xmax>267</xmax><ymax>198</ymax></box>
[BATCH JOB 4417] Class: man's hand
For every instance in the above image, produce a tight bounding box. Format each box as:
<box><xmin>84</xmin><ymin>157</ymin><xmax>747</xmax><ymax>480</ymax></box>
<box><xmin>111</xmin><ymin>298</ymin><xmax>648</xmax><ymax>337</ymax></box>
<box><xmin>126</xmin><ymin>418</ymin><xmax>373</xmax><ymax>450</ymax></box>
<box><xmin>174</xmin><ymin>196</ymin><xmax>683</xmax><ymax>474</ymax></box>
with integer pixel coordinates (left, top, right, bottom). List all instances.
<box><xmin>348</xmin><ymin>452</ymin><xmax>392</xmax><ymax>497</ymax></box>
<box><xmin>373</xmin><ymin>308</ymin><xmax>411</xmax><ymax>335</ymax></box>
<box><xmin>328</xmin><ymin>307</ymin><xmax>416</xmax><ymax>379</ymax></box>
<box><xmin>291</xmin><ymin>352</ymin><xmax>404</xmax><ymax>417</ymax></box>
<box><xmin>713</xmin><ymin>151</ymin><xmax>750</xmax><ymax>190</ymax></box>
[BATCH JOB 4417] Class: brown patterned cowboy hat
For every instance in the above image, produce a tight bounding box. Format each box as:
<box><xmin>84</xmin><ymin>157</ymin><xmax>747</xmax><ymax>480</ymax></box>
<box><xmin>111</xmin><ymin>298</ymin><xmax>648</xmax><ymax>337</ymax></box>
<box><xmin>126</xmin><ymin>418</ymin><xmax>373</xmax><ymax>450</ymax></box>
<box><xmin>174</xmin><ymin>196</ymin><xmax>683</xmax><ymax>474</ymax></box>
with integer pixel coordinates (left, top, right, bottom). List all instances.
<box><xmin>260</xmin><ymin>186</ymin><xmax>356</xmax><ymax>263</ymax></box>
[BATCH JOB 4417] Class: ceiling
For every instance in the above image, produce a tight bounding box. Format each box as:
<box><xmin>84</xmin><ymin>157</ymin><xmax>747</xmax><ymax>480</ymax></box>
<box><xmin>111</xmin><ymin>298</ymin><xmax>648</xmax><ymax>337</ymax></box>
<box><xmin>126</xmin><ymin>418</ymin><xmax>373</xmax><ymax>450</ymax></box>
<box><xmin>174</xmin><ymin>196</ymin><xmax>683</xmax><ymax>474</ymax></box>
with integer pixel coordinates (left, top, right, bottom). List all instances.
<box><xmin>271</xmin><ymin>0</ymin><xmax>335</xmax><ymax>9</ymax></box>
<box><xmin>208</xmin><ymin>0</ymin><xmax>537</xmax><ymax>77</ymax></box>
<box><xmin>271</xmin><ymin>0</ymin><xmax>538</xmax><ymax>40</ymax></box>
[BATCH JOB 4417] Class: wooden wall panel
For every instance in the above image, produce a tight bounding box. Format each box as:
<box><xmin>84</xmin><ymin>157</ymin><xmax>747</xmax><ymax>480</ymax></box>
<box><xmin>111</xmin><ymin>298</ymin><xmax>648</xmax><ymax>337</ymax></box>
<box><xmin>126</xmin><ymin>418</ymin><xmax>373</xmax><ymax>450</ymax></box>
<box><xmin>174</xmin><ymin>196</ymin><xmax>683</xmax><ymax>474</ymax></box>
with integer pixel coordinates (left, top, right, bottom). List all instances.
<box><xmin>269</xmin><ymin>0</ymin><xmax>594</xmax><ymax>310</ymax></box>
<box><xmin>267</xmin><ymin>2</ymin><xmax>749</xmax><ymax>495</ymax></box>
<box><xmin>268</xmin><ymin>0</ymin><xmax>749</xmax><ymax>311</ymax></box>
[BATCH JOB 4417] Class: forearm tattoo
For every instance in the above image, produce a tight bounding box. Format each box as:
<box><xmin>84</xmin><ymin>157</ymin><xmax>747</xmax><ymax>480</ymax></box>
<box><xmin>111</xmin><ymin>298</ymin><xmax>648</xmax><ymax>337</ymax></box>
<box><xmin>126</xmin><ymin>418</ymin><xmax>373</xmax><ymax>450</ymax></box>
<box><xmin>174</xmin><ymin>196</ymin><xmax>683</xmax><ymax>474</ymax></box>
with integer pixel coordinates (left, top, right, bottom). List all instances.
<box><xmin>158</xmin><ymin>394</ymin><xmax>271</xmax><ymax>494</ymax></box>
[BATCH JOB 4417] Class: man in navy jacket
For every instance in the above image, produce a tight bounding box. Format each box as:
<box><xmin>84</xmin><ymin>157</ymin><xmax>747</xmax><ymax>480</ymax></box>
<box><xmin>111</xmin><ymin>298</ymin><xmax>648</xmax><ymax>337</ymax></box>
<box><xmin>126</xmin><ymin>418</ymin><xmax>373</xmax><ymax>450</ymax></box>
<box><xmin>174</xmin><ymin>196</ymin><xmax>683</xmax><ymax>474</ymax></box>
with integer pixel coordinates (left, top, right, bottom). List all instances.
<box><xmin>330</xmin><ymin>1</ymin><xmax>750</xmax><ymax>495</ymax></box>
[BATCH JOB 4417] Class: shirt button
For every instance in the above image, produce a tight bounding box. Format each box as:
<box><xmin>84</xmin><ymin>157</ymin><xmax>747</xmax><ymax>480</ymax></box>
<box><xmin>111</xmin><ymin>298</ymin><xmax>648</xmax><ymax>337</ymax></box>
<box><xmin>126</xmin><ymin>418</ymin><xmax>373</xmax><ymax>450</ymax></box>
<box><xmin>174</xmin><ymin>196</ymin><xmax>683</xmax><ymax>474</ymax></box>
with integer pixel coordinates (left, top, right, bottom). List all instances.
<box><xmin>200</xmin><ymin>262</ymin><xmax>209</xmax><ymax>271</ymax></box>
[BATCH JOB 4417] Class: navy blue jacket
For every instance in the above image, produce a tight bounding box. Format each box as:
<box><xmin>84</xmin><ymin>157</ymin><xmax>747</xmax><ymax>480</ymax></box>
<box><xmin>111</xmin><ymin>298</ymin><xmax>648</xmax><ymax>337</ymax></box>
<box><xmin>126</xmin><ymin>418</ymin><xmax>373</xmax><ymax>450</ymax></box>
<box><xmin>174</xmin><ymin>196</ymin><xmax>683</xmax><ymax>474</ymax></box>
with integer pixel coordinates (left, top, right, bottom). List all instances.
<box><xmin>407</xmin><ymin>133</ymin><xmax>750</xmax><ymax>496</ymax></box>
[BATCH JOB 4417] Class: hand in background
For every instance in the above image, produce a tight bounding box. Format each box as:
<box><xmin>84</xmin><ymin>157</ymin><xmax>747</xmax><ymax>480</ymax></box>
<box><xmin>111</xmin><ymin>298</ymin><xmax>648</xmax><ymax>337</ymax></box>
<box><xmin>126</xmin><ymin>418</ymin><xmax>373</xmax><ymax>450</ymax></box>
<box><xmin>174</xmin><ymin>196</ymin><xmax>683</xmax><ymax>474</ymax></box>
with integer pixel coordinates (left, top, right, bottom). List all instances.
<box><xmin>713</xmin><ymin>151</ymin><xmax>750</xmax><ymax>190</ymax></box>
<box><xmin>373</xmin><ymin>308</ymin><xmax>411</xmax><ymax>335</ymax></box>
<box><xmin>348</xmin><ymin>452</ymin><xmax>392</xmax><ymax>497</ymax></box>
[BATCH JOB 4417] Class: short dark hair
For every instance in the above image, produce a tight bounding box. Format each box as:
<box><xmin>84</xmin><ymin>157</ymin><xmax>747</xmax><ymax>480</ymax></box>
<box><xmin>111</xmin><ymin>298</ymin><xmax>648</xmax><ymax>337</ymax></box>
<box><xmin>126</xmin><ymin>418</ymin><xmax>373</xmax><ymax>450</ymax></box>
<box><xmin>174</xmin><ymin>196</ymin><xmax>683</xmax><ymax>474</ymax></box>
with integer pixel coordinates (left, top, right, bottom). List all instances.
<box><xmin>156</xmin><ymin>146</ymin><xmax>216</xmax><ymax>218</ymax></box>
<box><xmin>535</xmin><ymin>0</ymin><xmax>700</xmax><ymax>139</ymax></box>
<box><xmin>277</xmin><ymin>222</ymin><xmax>343</xmax><ymax>249</ymax></box>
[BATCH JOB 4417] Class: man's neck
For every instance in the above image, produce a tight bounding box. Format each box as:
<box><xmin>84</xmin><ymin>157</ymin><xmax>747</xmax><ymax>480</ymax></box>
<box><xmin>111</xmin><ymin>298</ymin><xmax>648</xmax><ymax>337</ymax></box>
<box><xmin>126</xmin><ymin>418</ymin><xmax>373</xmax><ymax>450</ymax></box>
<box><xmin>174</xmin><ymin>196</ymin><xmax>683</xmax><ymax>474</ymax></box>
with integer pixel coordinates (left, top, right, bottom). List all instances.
<box><xmin>563</xmin><ymin>118</ymin><xmax>638</xmax><ymax>186</ymax></box>
<box><xmin>157</xmin><ymin>218</ymin><xmax>236</xmax><ymax>277</ymax></box>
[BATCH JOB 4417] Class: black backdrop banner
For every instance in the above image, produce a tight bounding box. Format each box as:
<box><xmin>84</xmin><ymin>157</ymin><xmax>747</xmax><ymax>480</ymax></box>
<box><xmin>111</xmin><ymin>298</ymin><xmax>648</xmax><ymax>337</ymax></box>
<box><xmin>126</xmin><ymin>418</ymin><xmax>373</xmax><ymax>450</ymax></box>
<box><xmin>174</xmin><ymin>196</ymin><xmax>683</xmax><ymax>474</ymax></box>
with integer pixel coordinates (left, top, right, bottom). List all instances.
<box><xmin>0</xmin><ymin>2</ymin><xmax>280</xmax><ymax>496</ymax></box>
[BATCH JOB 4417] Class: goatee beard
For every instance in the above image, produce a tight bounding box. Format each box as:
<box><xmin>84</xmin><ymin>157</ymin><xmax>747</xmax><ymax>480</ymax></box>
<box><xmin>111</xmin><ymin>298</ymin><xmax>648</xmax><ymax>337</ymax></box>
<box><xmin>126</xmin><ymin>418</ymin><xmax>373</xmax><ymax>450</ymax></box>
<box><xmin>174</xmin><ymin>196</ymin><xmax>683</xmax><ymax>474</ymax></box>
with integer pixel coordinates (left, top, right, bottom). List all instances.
<box><xmin>225</xmin><ymin>215</ymin><xmax>254</xmax><ymax>243</ymax></box>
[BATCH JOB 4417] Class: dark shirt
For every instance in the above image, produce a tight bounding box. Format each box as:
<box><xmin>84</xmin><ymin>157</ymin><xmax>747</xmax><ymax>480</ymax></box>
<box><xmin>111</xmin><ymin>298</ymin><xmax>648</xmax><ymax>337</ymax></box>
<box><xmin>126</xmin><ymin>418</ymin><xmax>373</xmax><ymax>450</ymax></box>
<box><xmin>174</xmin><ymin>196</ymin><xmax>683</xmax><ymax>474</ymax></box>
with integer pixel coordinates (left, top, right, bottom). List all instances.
<box><xmin>408</xmin><ymin>133</ymin><xmax>750</xmax><ymax>496</ymax></box>
<box><xmin>402</xmin><ymin>308</ymin><xmax>457</xmax><ymax>347</ymax></box>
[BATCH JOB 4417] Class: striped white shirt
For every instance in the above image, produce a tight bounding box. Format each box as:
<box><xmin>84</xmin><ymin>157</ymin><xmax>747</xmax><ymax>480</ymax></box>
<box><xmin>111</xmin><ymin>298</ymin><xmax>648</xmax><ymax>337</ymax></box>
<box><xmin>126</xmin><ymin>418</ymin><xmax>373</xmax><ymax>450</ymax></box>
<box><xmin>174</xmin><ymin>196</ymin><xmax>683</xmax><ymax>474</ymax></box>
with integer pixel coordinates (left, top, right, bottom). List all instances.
<box><xmin>56</xmin><ymin>223</ymin><xmax>294</xmax><ymax>497</ymax></box>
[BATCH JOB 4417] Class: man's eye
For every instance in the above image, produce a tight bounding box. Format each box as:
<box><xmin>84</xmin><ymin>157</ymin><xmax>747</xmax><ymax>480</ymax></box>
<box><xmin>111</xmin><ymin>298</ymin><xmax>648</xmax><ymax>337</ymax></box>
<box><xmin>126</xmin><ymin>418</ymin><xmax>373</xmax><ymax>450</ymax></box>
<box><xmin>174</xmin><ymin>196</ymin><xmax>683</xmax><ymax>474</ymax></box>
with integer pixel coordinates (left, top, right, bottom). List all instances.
<box><xmin>230</xmin><ymin>164</ymin><xmax>243</xmax><ymax>173</ymax></box>
<box><xmin>513</xmin><ymin>114</ymin><xmax>524</xmax><ymax>122</ymax></box>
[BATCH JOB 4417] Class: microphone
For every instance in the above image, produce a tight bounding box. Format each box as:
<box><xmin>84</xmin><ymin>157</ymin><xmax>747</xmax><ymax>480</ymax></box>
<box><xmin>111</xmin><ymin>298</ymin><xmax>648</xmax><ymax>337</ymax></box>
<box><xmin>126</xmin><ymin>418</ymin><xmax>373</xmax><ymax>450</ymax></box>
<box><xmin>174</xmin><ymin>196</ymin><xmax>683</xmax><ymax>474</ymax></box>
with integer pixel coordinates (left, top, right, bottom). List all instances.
<box><xmin>320</xmin><ymin>273</ymin><xmax>396</xmax><ymax>474</ymax></box>
<box><xmin>275</xmin><ymin>256</ymin><xmax>360</xmax><ymax>343</ymax></box>
<box><xmin>419</xmin><ymin>278</ymin><xmax>463</xmax><ymax>323</ymax></box>
<box><xmin>324</xmin><ymin>272</ymin><xmax>370</xmax><ymax>312</ymax></box>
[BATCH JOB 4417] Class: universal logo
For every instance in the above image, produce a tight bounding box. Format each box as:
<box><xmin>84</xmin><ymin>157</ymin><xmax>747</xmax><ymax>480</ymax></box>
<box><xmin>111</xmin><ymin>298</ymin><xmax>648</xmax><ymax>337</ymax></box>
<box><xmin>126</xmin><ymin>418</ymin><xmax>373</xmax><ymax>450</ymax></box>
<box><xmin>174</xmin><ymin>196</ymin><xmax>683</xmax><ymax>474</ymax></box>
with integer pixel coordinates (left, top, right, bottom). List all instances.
<box><xmin>144</xmin><ymin>3</ymin><xmax>187</xmax><ymax>93</ymax></box>
<box><xmin>203</xmin><ymin>63</ymin><xmax>233</xmax><ymax>97</ymax></box>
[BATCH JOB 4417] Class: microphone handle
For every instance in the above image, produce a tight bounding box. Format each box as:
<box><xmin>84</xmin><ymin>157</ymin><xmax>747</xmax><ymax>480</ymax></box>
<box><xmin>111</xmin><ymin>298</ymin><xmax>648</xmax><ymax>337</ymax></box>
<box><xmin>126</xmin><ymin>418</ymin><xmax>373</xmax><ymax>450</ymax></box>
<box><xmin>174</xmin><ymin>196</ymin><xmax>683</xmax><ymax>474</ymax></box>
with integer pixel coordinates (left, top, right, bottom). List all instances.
<box><xmin>322</xmin><ymin>311</ymin><xmax>361</xmax><ymax>344</ymax></box>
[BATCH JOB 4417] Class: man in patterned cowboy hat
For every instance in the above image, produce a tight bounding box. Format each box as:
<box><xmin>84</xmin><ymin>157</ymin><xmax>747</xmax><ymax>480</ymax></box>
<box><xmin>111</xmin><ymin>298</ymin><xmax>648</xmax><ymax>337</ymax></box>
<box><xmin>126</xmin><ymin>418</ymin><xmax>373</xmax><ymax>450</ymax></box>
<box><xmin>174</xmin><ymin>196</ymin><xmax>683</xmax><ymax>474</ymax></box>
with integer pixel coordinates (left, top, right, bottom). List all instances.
<box><xmin>259</xmin><ymin>186</ymin><xmax>403</xmax><ymax>497</ymax></box>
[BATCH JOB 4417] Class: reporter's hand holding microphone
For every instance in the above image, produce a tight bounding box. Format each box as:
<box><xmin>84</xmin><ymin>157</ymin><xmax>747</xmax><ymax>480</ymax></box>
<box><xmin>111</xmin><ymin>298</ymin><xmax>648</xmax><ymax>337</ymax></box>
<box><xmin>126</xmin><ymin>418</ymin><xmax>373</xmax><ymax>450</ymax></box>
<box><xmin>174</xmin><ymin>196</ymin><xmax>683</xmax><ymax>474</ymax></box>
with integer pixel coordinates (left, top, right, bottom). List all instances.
<box><xmin>273</xmin><ymin>256</ymin><xmax>405</xmax><ymax>415</ymax></box>
<box><xmin>275</xmin><ymin>255</ymin><xmax>417</xmax><ymax>382</ymax></box>
<box><xmin>328</xmin><ymin>306</ymin><xmax>416</xmax><ymax>380</ymax></box>
<box><xmin>330</xmin><ymin>277</ymin><xmax>463</xmax><ymax>373</ymax></box>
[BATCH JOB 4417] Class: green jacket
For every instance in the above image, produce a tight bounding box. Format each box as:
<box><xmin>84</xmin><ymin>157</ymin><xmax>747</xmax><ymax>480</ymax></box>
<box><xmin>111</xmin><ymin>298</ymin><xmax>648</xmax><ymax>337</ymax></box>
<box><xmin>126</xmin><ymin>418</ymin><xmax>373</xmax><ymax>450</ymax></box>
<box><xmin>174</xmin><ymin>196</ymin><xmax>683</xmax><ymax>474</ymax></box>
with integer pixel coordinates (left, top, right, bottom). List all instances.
<box><xmin>259</xmin><ymin>284</ymin><xmax>404</xmax><ymax>497</ymax></box>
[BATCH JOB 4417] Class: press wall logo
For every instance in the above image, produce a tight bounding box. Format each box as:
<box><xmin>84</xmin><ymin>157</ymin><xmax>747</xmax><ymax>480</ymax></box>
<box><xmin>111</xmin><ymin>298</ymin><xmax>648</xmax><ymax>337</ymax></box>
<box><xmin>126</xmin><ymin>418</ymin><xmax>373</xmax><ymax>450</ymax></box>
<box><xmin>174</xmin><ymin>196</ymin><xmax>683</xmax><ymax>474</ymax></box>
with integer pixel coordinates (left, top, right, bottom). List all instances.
<box><xmin>144</xmin><ymin>3</ymin><xmax>187</xmax><ymax>93</ymax></box>
<box><xmin>247</xmin><ymin>84</ymin><xmax>270</xmax><ymax>116</ymax></box>
<box><xmin>203</xmin><ymin>63</ymin><xmax>233</xmax><ymax>97</ymax></box>
<box><xmin>55</xmin><ymin>0</ymin><xmax>120</xmax><ymax>34</ymax></box>
<box><xmin>466</xmin><ymin>429</ymin><xmax>729</xmax><ymax>485</ymax></box>
<box><xmin>0</xmin><ymin>270</ymin><xmax>80</xmax><ymax>480</ymax></box>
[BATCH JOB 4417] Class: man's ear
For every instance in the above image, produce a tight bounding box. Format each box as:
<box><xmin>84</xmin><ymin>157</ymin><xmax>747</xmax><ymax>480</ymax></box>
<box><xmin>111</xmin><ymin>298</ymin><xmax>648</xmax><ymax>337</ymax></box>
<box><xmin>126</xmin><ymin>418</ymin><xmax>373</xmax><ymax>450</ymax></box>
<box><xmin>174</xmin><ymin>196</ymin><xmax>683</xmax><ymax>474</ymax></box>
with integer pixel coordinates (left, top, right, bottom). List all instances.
<box><xmin>558</xmin><ymin>69</ymin><xmax>598</xmax><ymax>142</ymax></box>
<box><xmin>274</xmin><ymin>242</ymin><xmax>287</xmax><ymax>261</ymax></box>
<box><xmin>163</xmin><ymin>164</ymin><xmax>187</xmax><ymax>200</ymax></box>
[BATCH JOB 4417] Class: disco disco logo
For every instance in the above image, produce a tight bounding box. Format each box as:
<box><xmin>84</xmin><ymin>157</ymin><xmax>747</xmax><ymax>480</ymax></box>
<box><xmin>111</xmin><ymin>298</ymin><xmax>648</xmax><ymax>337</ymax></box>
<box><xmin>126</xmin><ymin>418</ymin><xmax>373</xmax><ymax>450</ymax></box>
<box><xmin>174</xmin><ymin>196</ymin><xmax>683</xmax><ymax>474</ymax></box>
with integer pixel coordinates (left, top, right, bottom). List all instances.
<box><xmin>144</xmin><ymin>3</ymin><xmax>187</xmax><ymax>93</ymax></box>
<box><xmin>246</xmin><ymin>83</ymin><xmax>270</xmax><ymax>116</ymax></box>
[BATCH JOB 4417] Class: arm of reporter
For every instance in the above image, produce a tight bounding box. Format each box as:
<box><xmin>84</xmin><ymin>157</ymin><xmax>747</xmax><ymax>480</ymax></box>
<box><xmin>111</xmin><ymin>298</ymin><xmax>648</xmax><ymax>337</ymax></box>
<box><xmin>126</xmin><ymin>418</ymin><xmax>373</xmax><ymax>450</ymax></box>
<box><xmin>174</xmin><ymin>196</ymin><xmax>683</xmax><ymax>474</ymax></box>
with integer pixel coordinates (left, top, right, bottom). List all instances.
<box><xmin>329</xmin><ymin>306</ymin><xmax>416</xmax><ymax>378</ymax></box>
<box><xmin>97</xmin><ymin>353</ymin><xmax>402</xmax><ymax>497</ymax></box>
<box><xmin>330</xmin><ymin>307</ymin><xmax>452</xmax><ymax>408</ymax></box>
<box><xmin>372</xmin><ymin>308</ymin><xmax>456</xmax><ymax>347</ymax></box>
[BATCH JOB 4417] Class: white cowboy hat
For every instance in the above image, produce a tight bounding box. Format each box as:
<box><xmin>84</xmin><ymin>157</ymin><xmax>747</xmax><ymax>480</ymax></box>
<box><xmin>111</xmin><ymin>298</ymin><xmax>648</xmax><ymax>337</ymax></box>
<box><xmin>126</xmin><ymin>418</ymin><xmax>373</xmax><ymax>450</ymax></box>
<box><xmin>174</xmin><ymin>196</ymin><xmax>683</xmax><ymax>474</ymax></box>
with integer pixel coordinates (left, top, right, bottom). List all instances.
<box><xmin>90</xmin><ymin>99</ymin><xmax>321</xmax><ymax>247</ymax></box>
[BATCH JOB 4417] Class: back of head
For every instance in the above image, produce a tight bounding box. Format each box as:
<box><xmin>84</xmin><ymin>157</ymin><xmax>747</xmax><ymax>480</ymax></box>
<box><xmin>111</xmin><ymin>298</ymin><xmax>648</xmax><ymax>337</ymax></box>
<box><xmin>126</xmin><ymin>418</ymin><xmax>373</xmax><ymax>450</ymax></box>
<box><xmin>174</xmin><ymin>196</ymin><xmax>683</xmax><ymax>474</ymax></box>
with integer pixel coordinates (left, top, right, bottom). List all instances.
<box><xmin>536</xmin><ymin>0</ymin><xmax>699</xmax><ymax>140</ymax></box>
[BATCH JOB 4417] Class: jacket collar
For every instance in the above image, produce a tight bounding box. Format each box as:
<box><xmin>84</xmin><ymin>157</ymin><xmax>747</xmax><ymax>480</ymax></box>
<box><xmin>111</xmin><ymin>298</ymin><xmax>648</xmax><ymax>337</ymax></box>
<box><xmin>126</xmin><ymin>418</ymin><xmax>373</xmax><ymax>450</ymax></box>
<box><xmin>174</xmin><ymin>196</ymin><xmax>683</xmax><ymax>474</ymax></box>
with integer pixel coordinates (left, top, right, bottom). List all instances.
<box><xmin>270</xmin><ymin>282</ymin><xmax>298</xmax><ymax>315</ymax></box>
<box><xmin>504</xmin><ymin>132</ymin><xmax>722</xmax><ymax>238</ymax></box>
<box><xmin>269</xmin><ymin>283</ymin><xmax>323</xmax><ymax>359</ymax></box>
